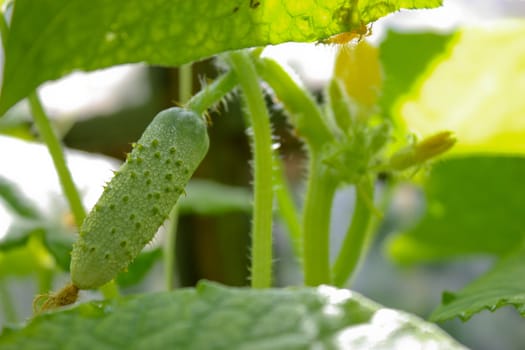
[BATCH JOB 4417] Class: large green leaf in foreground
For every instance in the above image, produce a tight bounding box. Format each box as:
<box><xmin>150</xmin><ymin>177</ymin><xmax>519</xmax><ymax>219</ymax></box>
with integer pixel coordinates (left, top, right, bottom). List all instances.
<box><xmin>388</xmin><ymin>156</ymin><xmax>525</xmax><ymax>264</ymax></box>
<box><xmin>0</xmin><ymin>281</ymin><xmax>464</xmax><ymax>349</ymax></box>
<box><xmin>431</xmin><ymin>244</ymin><xmax>525</xmax><ymax>322</ymax></box>
<box><xmin>0</xmin><ymin>0</ymin><xmax>441</xmax><ymax>114</ymax></box>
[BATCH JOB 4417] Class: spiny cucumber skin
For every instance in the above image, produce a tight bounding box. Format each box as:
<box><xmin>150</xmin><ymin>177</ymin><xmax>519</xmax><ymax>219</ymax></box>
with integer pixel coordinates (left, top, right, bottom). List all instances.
<box><xmin>70</xmin><ymin>107</ymin><xmax>209</xmax><ymax>289</ymax></box>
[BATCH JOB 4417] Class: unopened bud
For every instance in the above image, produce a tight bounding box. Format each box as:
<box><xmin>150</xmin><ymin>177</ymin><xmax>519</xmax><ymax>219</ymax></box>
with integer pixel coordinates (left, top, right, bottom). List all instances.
<box><xmin>389</xmin><ymin>131</ymin><xmax>456</xmax><ymax>170</ymax></box>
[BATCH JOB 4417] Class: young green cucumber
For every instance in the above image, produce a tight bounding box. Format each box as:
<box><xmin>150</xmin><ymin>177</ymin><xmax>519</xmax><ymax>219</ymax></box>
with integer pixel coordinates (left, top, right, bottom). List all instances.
<box><xmin>70</xmin><ymin>107</ymin><xmax>209</xmax><ymax>289</ymax></box>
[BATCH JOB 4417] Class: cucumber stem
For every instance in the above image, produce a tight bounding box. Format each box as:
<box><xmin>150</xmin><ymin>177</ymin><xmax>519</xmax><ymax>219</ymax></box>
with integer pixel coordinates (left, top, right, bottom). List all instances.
<box><xmin>227</xmin><ymin>50</ymin><xmax>274</xmax><ymax>288</ymax></box>
<box><xmin>332</xmin><ymin>177</ymin><xmax>374</xmax><ymax>287</ymax></box>
<box><xmin>302</xmin><ymin>153</ymin><xmax>338</xmax><ymax>286</ymax></box>
<box><xmin>28</xmin><ymin>93</ymin><xmax>86</xmax><ymax>227</ymax></box>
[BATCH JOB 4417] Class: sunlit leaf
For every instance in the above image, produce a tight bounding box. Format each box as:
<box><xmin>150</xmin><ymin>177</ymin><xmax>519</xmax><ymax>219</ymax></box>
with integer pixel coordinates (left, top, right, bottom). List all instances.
<box><xmin>0</xmin><ymin>0</ymin><xmax>441</xmax><ymax>114</ymax></box>
<box><xmin>393</xmin><ymin>22</ymin><xmax>525</xmax><ymax>154</ymax></box>
<box><xmin>0</xmin><ymin>281</ymin><xmax>465</xmax><ymax>349</ymax></box>
<box><xmin>379</xmin><ymin>30</ymin><xmax>452</xmax><ymax>121</ymax></box>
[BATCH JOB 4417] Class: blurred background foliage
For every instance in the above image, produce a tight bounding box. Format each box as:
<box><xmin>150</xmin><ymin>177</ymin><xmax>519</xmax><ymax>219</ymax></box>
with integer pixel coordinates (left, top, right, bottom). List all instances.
<box><xmin>2</xmin><ymin>1</ymin><xmax>525</xmax><ymax>349</ymax></box>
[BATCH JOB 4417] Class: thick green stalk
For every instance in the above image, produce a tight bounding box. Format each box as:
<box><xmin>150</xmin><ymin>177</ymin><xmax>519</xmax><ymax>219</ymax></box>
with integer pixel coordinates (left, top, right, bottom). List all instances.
<box><xmin>28</xmin><ymin>93</ymin><xmax>86</xmax><ymax>227</ymax></box>
<box><xmin>227</xmin><ymin>50</ymin><xmax>274</xmax><ymax>288</ymax></box>
<box><xmin>302</xmin><ymin>153</ymin><xmax>338</xmax><ymax>286</ymax></box>
<box><xmin>332</xmin><ymin>177</ymin><xmax>374</xmax><ymax>287</ymax></box>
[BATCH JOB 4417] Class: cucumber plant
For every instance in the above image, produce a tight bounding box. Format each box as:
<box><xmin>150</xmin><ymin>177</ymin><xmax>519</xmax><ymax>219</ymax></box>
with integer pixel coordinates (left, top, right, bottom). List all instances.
<box><xmin>2</xmin><ymin>1</ymin><xmax>522</xmax><ymax>349</ymax></box>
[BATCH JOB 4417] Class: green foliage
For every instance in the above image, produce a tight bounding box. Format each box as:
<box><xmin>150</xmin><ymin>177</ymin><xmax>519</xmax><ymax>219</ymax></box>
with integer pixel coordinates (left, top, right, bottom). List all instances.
<box><xmin>431</xmin><ymin>245</ymin><xmax>525</xmax><ymax>322</ymax></box>
<box><xmin>0</xmin><ymin>176</ymin><xmax>40</xmax><ymax>219</ymax></box>
<box><xmin>0</xmin><ymin>0</ymin><xmax>441</xmax><ymax>114</ymax></box>
<box><xmin>388</xmin><ymin>24</ymin><xmax>525</xmax><ymax>154</ymax></box>
<box><xmin>388</xmin><ymin>156</ymin><xmax>525</xmax><ymax>263</ymax></box>
<box><xmin>116</xmin><ymin>248</ymin><xmax>162</xmax><ymax>288</ymax></box>
<box><xmin>4</xmin><ymin>0</ymin><xmax>524</xmax><ymax>345</ymax></box>
<box><xmin>0</xmin><ymin>281</ymin><xmax>464</xmax><ymax>349</ymax></box>
<box><xmin>379</xmin><ymin>30</ymin><xmax>453</xmax><ymax>119</ymax></box>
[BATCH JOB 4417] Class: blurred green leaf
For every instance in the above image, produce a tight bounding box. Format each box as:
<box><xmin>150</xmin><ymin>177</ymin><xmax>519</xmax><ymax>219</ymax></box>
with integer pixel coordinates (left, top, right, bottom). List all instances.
<box><xmin>42</xmin><ymin>228</ymin><xmax>76</xmax><ymax>272</ymax></box>
<box><xmin>0</xmin><ymin>280</ymin><xmax>464</xmax><ymax>349</ymax></box>
<box><xmin>379</xmin><ymin>30</ymin><xmax>452</xmax><ymax>120</ymax></box>
<box><xmin>0</xmin><ymin>237</ymin><xmax>55</xmax><ymax>278</ymax></box>
<box><xmin>0</xmin><ymin>176</ymin><xmax>41</xmax><ymax>219</ymax></box>
<box><xmin>116</xmin><ymin>248</ymin><xmax>162</xmax><ymax>288</ymax></box>
<box><xmin>0</xmin><ymin>220</ymin><xmax>45</xmax><ymax>251</ymax></box>
<box><xmin>388</xmin><ymin>156</ymin><xmax>525</xmax><ymax>264</ymax></box>
<box><xmin>179</xmin><ymin>180</ymin><xmax>252</xmax><ymax>215</ymax></box>
<box><xmin>392</xmin><ymin>23</ymin><xmax>525</xmax><ymax>154</ymax></box>
<box><xmin>0</xmin><ymin>0</ymin><xmax>441</xmax><ymax>114</ymax></box>
<box><xmin>431</xmin><ymin>245</ymin><xmax>525</xmax><ymax>322</ymax></box>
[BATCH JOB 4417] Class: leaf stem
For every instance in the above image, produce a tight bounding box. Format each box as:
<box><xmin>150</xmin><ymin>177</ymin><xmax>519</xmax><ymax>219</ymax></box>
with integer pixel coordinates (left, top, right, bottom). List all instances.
<box><xmin>186</xmin><ymin>70</ymin><xmax>237</xmax><ymax>115</ymax></box>
<box><xmin>28</xmin><ymin>93</ymin><xmax>86</xmax><ymax>227</ymax></box>
<box><xmin>99</xmin><ymin>280</ymin><xmax>120</xmax><ymax>299</ymax></box>
<box><xmin>164</xmin><ymin>205</ymin><xmax>179</xmax><ymax>290</ymax></box>
<box><xmin>332</xmin><ymin>177</ymin><xmax>374</xmax><ymax>287</ymax></box>
<box><xmin>302</xmin><ymin>153</ymin><xmax>338</xmax><ymax>286</ymax></box>
<box><xmin>226</xmin><ymin>50</ymin><xmax>274</xmax><ymax>288</ymax></box>
<box><xmin>178</xmin><ymin>63</ymin><xmax>193</xmax><ymax>103</ymax></box>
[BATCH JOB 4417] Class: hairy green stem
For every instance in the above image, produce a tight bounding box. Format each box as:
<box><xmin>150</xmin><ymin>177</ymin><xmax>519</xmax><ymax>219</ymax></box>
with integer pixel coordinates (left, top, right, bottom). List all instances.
<box><xmin>302</xmin><ymin>153</ymin><xmax>338</xmax><ymax>286</ymax></box>
<box><xmin>253</xmin><ymin>57</ymin><xmax>332</xmax><ymax>151</ymax></box>
<box><xmin>227</xmin><ymin>50</ymin><xmax>274</xmax><ymax>288</ymax></box>
<box><xmin>332</xmin><ymin>177</ymin><xmax>374</xmax><ymax>287</ymax></box>
<box><xmin>186</xmin><ymin>70</ymin><xmax>237</xmax><ymax>115</ymax></box>
<box><xmin>273</xmin><ymin>155</ymin><xmax>302</xmax><ymax>264</ymax></box>
<box><xmin>28</xmin><ymin>93</ymin><xmax>86</xmax><ymax>227</ymax></box>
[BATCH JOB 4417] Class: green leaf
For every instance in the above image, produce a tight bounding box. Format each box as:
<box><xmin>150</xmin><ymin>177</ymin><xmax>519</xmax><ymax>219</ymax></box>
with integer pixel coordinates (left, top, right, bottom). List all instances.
<box><xmin>0</xmin><ymin>218</ymin><xmax>75</xmax><ymax>271</ymax></box>
<box><xmin>179</xmin><ymin>180</ymin><xmax>252</xmax><ymax>215</ymax></box>
<box><xmin>0</xmin><ymin>0</ymin><xmax>441</xmax><ymax>114</ymax></box>
<box><xmin>116</xmin><ymin>248</ymin><xmax>162</xmax><ymax>288</ymax></box>
<box><xmin>431</xmin><ymin>245</ymin><xmax>525</xmax><ymax>322</ymax></box>
<box><xmin>0</xmin><ymin>281</ymin><xmax>464</xmax><ymax>349</ymax></box>
<box><xmin>379</xmin><ymin>30</ymin><xmax>453</xmax><ymax>120</ymax></box>
<box><xmin>0</xmin><ymin>237</ymin><xmax>54</xmax><ymax>278</ymax></box>
<box><xmin>391</xmin><ymin>22</ymin><xmax>525</xmax><ymax>154</ymax></box>
<box><xmin>0</xmin><ymin>220</ymin><xmax>45</xmax><ymax>251</ymax></box>
<box><xmin>0</xmin><ymin>176</ymin><xmax>41</xmax><ymax>219</ymax></box>
<box><xmin>388</xmin><ymin>156</ymin><xmax>525</xmax><ymax>264</ymax></box>
<box><xmin>42</xmin><ymin>227</ymin><xmax>76</xmax><ymax>272</ymax></box>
